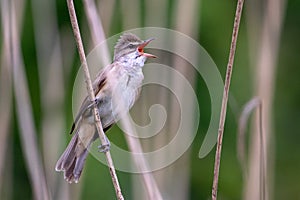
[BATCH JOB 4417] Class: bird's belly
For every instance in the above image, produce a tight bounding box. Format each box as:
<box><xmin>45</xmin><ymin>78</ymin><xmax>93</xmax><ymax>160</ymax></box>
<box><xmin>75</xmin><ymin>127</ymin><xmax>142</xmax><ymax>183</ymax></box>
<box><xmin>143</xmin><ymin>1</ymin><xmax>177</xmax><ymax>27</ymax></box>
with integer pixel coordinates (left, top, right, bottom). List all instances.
<box><xmin>96</xmin><ymin>86</ymin><xmax>137</xmax><ymax>127</ymax></box>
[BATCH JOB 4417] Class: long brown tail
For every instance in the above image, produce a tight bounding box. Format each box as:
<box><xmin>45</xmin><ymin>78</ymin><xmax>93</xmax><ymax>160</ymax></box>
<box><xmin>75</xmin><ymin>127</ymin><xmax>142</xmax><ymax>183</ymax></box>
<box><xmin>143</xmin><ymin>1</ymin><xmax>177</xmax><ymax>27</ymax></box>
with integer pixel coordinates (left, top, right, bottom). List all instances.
<box><xmin>56</xmin><ymin>123</ymin><xmax>113</xmax><ymax>183</ymax></box>
<box><xmin>55</xmin><ymin>133</ymin><xmax>89</xmax><ymax>183</ymax></box>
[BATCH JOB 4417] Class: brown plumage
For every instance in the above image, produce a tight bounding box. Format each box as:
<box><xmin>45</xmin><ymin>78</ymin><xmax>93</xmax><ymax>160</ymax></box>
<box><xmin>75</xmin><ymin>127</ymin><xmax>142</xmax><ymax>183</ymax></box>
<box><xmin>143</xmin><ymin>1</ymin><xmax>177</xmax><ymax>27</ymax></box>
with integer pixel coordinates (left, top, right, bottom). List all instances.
<box><xmin>55</xmin><ymin>33</ymin><xmax>156</xmax><ymax>183</ymax></box>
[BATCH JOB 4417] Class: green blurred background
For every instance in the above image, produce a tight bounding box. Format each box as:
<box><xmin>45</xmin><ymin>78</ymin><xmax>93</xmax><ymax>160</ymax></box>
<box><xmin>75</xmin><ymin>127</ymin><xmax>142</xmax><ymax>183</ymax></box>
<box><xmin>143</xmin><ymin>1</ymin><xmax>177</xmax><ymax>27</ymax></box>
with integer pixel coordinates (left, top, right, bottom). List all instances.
<box><xmin>1</xmin><ymin>0</ymin><xmax>299</xmax><ymax>199</ymax></box>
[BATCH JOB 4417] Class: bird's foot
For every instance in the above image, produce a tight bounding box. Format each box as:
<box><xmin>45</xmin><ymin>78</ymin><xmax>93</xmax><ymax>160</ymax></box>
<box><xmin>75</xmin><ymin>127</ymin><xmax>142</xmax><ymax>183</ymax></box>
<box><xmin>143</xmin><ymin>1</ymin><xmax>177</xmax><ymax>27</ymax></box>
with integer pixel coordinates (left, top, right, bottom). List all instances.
<box><xmin>78</xmin><ymin>98</ymin><xmax>100</xmax><ymax>118</ymax></box>
<box><xmin>87</xmin><ymin>97</ymin><xmax>100</xmax><ymax>110</ymax></box>
<box><xmin>98</xmin><ymin>136</ymin><xmax>111</xmax><ymax>153</ymax></box>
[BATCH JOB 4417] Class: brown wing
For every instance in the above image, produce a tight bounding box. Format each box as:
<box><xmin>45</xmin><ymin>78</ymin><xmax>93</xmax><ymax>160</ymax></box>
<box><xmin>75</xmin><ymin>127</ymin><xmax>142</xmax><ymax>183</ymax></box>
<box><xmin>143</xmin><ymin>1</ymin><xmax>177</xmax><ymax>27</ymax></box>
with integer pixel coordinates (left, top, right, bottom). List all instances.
<box><xmin>69</xmin><ymin>65</ymin><xmax>112</xmax><ymax>134</ymax></box>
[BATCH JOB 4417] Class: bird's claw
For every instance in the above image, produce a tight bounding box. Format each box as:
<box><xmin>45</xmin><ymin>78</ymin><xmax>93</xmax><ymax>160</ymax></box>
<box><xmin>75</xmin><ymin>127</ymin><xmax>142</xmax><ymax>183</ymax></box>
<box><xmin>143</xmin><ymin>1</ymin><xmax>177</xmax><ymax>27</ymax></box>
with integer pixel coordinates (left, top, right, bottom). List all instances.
<box><xmin>98</xmin><ymin>142</ymin><xmax>111</xmax><ymax>153</ymax></box>
<box><xmin>87</xmin><ymin>98</ymin><xmax>100</xmax><ymax>110</ymax></box>
<box><xmin>98</xmin><ymin>136</ymin><xmax>111</xmax><ymax>153</ymax></box>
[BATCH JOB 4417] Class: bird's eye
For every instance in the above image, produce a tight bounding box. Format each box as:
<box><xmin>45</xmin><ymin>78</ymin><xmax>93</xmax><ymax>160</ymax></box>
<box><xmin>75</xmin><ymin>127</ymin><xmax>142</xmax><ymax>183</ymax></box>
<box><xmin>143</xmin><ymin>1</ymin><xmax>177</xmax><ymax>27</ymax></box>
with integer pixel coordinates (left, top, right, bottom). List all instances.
<box><xmin>128</xmin><ymin>44</ymin><xmax>134</xmax><ymax>48</ymax></box>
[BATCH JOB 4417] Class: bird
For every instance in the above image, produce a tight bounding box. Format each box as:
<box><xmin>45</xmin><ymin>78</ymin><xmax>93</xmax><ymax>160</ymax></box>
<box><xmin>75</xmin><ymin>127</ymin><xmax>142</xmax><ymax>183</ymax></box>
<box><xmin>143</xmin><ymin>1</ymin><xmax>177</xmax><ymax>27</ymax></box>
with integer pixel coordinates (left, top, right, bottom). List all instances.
<box><xmin>55</xmin><ymin>33</ymin><xmax>156</xmax><ymax>183</ymax></box>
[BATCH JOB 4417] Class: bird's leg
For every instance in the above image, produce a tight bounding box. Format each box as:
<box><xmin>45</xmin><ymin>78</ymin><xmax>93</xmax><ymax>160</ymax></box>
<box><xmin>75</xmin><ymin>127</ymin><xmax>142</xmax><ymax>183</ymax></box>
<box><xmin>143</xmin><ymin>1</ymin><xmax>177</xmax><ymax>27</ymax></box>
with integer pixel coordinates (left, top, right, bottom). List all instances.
<box><xmin>86</xmin><ymin>97</ymin><xmax>110</xmax><ymax>152</ymax></box>
<box><xmin>98</xmin><ymin>135</ymin><xmax>111</xmax><ymax>153</ymax></box>
<box><xmin>75</xmin><ymin>97</ymin><xmax>100</xmax><ymax>121</ymax></box>
<box><xmin>87</xmin><ymin>97</ymin><xmax>100</xmax><ymax>110</ymax></box>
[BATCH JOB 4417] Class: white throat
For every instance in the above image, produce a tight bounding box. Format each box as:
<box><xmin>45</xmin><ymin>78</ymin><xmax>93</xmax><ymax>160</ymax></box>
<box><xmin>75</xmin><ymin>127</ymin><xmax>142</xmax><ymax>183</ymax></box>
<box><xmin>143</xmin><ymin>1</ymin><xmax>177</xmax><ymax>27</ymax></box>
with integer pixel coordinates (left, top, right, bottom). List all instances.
<box><xmin>119</xmin><ymin>51</ymin><xmax>147</xmax><ymax>70</ymax></box>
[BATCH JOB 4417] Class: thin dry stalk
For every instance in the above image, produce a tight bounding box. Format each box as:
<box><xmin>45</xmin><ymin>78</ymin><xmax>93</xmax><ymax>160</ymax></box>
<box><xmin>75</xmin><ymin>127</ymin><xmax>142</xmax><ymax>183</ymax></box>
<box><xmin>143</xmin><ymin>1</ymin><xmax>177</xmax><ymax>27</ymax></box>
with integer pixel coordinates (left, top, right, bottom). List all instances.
<box><xmin>121</xmin><ymin>117</ymin><xmax>163</xmax><ymax>200</ymax></box>
<box><xmin>161</xmin><ymin>0</ymin><xmax>200</xmax><ymax>199</ymax></box>
<box><xmin>237</xmin><ymin>98</ymin><xmax>266</xmax><ymax>199</ymax></box>
<box><xmin>10</xmin><ymin>0</ymin><xmax>50</xmax><ymax>199</ymax></box>
<box><xmin>211</xmin><ymin>0</ymin><xmax>245</xmax><ymax>199</ymax></box>
<box><xmin>66</xmin><ymin>0</ymin><xmax>124</xmax><ymax>199</ymax></box>
<box><xmin>96</xmin><ymin>0</ymin><xmax>115</xmax><ymax>34</ymax></box>
<box><xmin>83</xmin><ymin>0</ymin><xmax>111</xmax><ymax>66</ymax></box>
<box><xmin>237</xmin><ymin>98</ymin><xmax>260</xmax><ymax>178</ymax></box>
<box><xmin>0</xmin><ymin>0</ymin><xmax>13</xmax><ymax>195</ymax></box>
<box><xmin>244</xmin><ymin>0</ymin><xmax>286</xmax><ymax>199</ymax></box>
<box><xmin>258</xmin><ymin>101</ymin><xmax>265</xmax><ymax>200</ymax></box>
<box><xmin>30</xmin><ymin>0</ymin><xmax>68</xmax><ymax>197</ymax></box>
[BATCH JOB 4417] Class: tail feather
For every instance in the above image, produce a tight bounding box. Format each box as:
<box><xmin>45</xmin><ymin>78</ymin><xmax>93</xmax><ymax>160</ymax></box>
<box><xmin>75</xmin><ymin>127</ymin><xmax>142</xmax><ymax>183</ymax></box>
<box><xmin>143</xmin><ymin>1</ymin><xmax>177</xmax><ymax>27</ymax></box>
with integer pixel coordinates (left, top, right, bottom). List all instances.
<box><xmin>56</xmin><ymin>123</ymin><xmax>113</xmax><ymax>183</ymax></box>
<box><xmin>55</xmin><ymin>133</ymin><xmax>78</xmax><ymax>171</ymax></box>
<box><xmin>73</xmin><ymin>149</ymin><xmax>89</xmax><ymax>182</ymax></box>
<box><xmin>64</xmin><ymin>159</ymin><xmax>76</xmax><ymax>183</ymax></box>
<box><xmin>55</xmin><ymin>133</ymin><xmax>90</xmax><ymax>183</ymax></box>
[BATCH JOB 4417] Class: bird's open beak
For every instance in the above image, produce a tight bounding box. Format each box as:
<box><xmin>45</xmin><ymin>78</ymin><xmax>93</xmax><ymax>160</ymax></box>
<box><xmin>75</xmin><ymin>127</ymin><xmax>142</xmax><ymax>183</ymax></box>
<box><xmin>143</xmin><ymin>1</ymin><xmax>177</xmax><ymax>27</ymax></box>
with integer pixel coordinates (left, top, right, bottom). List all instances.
<box><xmin>138</xmin><ymin>38</ymin><xmax>157</xmax><ymax>58</ymax></box>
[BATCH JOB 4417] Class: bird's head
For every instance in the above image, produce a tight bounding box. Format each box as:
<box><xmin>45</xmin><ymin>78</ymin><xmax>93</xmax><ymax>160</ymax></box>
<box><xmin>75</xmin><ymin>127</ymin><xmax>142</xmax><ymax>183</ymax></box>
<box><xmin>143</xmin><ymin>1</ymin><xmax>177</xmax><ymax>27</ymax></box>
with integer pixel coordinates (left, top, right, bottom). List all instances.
<box><xmin>113</xmin><ymin>33</ymin><xmax>156</xmax><ymax>67</ymax></box>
